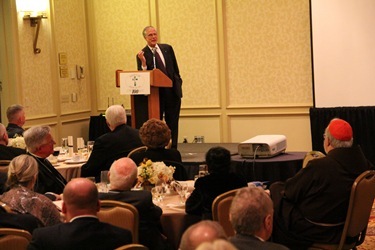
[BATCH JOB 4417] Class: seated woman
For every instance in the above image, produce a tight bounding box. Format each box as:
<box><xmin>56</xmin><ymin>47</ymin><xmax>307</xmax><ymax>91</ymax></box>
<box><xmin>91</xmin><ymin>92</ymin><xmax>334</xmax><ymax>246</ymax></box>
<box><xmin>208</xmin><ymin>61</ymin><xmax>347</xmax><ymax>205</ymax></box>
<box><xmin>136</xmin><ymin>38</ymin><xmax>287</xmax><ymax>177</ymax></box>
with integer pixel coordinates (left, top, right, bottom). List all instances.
<box><xmin>130</xmin><ymin>118</ymin><xmax>181</xmax><ymax>164</ymax></box>
<box><xmin>185</xmin><ymin>146</ymin><xmax>248</xmax><ymax>220</ymax></box>
<box><xmin>0</xmin><ymin>155</ymin><xmax>61</xmax><ymax>227</ymax></box>
<box><xmin>129</xmin><ymin>118</ymin><xmax>186</xmax><ymax>180</ymax></box>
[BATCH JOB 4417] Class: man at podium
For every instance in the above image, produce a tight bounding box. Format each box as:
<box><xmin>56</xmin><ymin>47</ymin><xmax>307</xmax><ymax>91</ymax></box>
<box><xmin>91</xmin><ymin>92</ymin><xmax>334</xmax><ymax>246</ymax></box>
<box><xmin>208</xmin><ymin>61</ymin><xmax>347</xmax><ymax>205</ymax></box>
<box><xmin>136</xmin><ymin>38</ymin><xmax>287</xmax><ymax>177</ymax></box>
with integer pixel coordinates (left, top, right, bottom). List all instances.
<box><xmin>137</xmin><ymin>26</ymin><xmax>182</xmax><ymax>149</ymax></box>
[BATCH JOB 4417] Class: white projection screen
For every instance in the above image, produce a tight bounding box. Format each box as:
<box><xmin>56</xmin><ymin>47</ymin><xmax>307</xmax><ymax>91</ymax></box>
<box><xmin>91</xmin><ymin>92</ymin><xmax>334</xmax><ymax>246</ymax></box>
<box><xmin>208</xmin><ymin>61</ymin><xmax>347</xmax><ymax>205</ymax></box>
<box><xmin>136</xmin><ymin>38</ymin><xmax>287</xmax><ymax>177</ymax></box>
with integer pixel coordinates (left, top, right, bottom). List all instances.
<box><xmin>311</xmin><ymin>0</ymin><xmax>375</xmax><ymax>107</ymax></box>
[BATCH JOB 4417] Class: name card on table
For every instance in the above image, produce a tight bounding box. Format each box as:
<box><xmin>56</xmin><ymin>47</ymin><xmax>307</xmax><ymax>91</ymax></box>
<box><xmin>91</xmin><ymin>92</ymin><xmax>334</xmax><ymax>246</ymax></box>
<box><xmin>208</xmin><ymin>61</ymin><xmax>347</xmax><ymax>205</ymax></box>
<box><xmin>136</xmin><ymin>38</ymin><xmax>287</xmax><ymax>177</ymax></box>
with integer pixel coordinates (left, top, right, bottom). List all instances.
<box><xmin>119</xmin><ymin>72</ymin><xmax>150</xmax><ymax>95</ymax></box>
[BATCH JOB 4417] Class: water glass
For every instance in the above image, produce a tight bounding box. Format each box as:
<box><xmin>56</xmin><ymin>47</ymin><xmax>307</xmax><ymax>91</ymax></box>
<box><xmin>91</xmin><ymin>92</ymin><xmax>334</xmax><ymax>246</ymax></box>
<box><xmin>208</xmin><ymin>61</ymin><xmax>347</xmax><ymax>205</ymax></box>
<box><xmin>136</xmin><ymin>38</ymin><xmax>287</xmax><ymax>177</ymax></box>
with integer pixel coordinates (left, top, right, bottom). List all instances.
<box><xmin>87</xmin><ymin>141</ymin><xmax>94</xmax><ymax>155</ymax></box>
<box><xmin>100</xmin><ymin>171</ymin><xmax>109</xmax><ymax>184</ymax></box>
<box><xmin>61</xmin><ymin>138</ymin><xmax>68</xmax><ymax>154</ymax></box>
<box><xmin>151</xmin><ymin>185</ymin><xmax>166</xmax><ymax>204</ymax></box>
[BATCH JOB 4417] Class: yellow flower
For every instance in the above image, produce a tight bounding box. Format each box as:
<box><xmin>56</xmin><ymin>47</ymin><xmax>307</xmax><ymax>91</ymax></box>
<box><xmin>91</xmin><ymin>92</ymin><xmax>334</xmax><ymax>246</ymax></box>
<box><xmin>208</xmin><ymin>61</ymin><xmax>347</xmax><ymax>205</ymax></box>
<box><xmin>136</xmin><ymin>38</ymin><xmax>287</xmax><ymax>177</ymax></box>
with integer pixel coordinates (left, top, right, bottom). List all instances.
<box><xmin>137</xmin><ymin>159</ymin><xmax>175</xmax><ymax>185</ymax></box>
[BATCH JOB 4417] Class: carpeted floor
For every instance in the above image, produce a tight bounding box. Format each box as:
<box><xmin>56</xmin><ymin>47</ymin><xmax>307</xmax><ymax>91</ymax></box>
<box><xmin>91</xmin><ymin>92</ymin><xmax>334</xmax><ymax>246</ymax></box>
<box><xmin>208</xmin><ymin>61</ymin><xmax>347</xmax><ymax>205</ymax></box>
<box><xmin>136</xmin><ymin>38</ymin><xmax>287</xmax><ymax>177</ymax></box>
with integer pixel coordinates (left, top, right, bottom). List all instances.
<box><xmin>357</xmin><ymin>204</ymin><xmax>375</xmax><ymax>249</ymax></box>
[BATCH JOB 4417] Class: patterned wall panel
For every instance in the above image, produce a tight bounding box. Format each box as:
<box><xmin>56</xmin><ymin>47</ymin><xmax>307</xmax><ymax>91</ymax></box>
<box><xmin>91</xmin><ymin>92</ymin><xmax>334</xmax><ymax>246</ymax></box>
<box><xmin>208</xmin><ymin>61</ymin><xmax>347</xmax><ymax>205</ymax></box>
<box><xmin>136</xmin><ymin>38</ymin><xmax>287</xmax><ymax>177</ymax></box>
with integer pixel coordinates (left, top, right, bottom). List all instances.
<box><xmin>92</xmin><ymin>0</ymin><xmax>149</xmax><ymax>110</ymax></box>
<box><xmin>54</xmin><ymin>0</ymin><xmax>90</xmax><ymax>113</ymax></box>
<box><xmin>17</xmin><ymin>3</ymin><xmax>55</xmax><ymax>117</ymax></box>
<box><xmin>158</xmin><ymin>0</ymin><xmax>220</xmax><ymax>107</ymax></box>
<box><xmin>224</xmin><ymin>0</ymin><xmax>312</xmax><ymax>106</ymax></box>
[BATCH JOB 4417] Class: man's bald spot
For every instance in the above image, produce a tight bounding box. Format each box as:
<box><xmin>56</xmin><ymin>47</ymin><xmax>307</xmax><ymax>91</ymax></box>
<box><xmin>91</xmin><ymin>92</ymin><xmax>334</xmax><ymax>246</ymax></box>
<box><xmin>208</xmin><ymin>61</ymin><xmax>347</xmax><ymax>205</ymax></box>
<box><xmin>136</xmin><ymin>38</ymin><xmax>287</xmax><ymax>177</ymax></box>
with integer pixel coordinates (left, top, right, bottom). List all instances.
<box><xmin>63</xmin><ymin>178</ymin><xmax>98</xmax><ymax>209</ymax></box>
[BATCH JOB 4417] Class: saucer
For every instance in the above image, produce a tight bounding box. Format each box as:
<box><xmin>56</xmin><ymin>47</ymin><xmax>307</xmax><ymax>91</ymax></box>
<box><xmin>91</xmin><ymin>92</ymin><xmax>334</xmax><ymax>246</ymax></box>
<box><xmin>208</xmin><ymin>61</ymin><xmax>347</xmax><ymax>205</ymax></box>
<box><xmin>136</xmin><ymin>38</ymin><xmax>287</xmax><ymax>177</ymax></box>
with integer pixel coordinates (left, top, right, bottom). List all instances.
<box><xmin>65</xmin><ymin>159</ymin><xmax>86</xmax><ymax>164</ymax></box>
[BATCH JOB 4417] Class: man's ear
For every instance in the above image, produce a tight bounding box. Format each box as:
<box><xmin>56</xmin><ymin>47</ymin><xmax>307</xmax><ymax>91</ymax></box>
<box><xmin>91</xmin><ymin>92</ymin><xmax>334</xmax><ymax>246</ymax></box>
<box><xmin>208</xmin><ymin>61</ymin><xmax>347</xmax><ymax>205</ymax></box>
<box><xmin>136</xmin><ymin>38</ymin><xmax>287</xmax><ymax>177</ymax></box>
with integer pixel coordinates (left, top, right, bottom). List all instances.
<box><xmin>62</xmin><ymin>201</ymin><xmax>67</xmax><ymax>214</ymax></box>
<box><xmin>264</xmin><ymin>213</ymin><xmax>273</xmax><ymax>232</ymax></box>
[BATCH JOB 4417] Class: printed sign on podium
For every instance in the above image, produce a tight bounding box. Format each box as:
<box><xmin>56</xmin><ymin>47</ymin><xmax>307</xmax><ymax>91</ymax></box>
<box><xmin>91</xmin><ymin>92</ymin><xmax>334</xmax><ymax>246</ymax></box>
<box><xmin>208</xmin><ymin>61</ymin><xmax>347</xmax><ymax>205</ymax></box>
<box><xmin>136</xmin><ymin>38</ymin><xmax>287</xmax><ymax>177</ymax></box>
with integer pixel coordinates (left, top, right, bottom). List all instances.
<box><xmin>119</xmin><ymin>71</ymin><xmax>150</xmax><ymax>95</ymax></box>
<box><xmin>116</xmin><ymin>69</ymin><xmax>172</xmax><ymax>128</ymax></box>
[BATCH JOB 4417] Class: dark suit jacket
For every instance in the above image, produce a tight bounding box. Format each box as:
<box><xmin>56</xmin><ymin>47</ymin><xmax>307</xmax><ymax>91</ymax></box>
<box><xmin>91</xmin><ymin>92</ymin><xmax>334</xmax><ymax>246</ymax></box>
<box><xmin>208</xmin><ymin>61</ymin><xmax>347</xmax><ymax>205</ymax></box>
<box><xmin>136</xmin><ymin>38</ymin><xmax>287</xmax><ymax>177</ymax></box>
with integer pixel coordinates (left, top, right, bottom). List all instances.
<box><xmin>229</xmin><ymin>234</ymin><xmax>290</xmax><ymax>250</ymax></box>
<box><xmin>6</xmin><ymin>123</ymin><xmax>24</xmax><ymax>138</ymax></box>
<box><xmin>28</xmin><ymin>217</ymin><xmax>132</xmax><ymax>250</ymax></box>
<box><xmin>29</xmin><ymin>153</ymin><xmax>67</xmax><ymax>197</ymax></box>
<box><xmin>99</xmin><ymin>190</ymin><xmax>166</xmax><ymax>249</ymax></box>
<box><xmin>0</xmin><ymin>144</ymin><xmax>26</xmax><ymax>160</ymax></box>
<box><xmin>0</xmin><ymin>210</ymin><xmax>39</xmax><ymax>234</ymax></box>
<box><xmin>137</xmin><ymin>43</ymin><xmax>182</xmax><ymax>98</ymax></box>
<box><xmin>185</xmin><ymin>172</ymin><xmax>247</xmax><ymax>219</ymax></box>
<box><xmin>129</xmin><ymin>147</ymin><xmax>182</xmax><ymax>166</ymax></box>
<box><xmin>81</xmin><ymin>124</ymin><xmax>143</xmax><ymax>181</ymax></box>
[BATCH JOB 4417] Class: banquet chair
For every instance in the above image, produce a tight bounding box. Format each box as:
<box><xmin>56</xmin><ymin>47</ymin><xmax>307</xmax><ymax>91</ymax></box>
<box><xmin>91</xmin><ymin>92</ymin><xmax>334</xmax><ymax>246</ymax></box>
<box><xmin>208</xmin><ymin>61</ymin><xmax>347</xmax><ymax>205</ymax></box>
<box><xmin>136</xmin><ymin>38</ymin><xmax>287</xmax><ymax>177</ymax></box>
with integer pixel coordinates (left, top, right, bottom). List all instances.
<box><xmin>309</xmin><ymin>170</ymin><xmax>375</xmax><ymax>250</ymax></box>
<box><xmin>97</xmin><ymin>200</ymin><xmax>139</xmax><ymax>243</ymax></box>
<box><xmin>302</xmin><ymin>151</ymin><xmax>325</xmax><ymax>168</ymax></box>
<box><xmin>212</xmin><ymin>189</ymin><xmax>239</xmax><ymax>237</ymax></box>
<box><xmin>0</xmin><ymin>228</ymin><xmax>32</xmax><ymax>250</ymax></box>
<box><xmin>0</xmin><ymin>160</ymin><xmax>11</xmax><ymax>166</ymax></box>
<box><xmin>127</xmin><ymin>146</ymin><xmax>147</xmax><ymax>158</ymax></box>
<box><xmin>115</xmin><ymin>243</ymin><xmax>149</xmax><ymax>250</ymax></box>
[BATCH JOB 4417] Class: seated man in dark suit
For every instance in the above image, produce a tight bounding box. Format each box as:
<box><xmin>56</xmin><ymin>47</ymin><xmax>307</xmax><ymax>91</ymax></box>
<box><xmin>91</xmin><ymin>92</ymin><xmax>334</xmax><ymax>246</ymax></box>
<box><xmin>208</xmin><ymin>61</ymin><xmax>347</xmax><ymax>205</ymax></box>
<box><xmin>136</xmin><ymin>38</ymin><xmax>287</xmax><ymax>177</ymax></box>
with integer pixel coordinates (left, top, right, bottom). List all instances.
<box><xmin>0</xmin><ymin>202</ymin><xmax>39</xmax><ymax>234</ymax></box>
<box><xmin>24</xmin><ymin>126</ymin><xmax>67</xmax><ymax>200</ymax></box>
<box><xmin>0</xmin><ymin>123</ymin><xmax>26</xmax><ymax>193</ymax></box>
<box><xmin>6</xmin><ymin>104</ymin><xmax>25</xmax><ymax>138</ymax></box>
<box><xmin>28</xmin><ymin>178</ymin><xmax>132</xmax><ymax>250</ymax></box>
<box><xmin>0</xmin><ymin>123</ymin><xmax>26</xmax><ymax>159</ymax></box>
<box><xmin>81</xmin><ymin>105</ymin><xmax>143</xmax><ymax>182</ymax></box>
<box><xmin>229</xmin><ymin>187</ymin><xmax>289</xmax><ymax>250</ymax></box>
<box><xmin>99</xmin><ymin>157</ymin><xmax>167</xmax><ymax>249</ymax></box>
<box><xmin>185</xmin><ymin>146</ymin><xmax>248</xmax><ymax>219</ymax></box>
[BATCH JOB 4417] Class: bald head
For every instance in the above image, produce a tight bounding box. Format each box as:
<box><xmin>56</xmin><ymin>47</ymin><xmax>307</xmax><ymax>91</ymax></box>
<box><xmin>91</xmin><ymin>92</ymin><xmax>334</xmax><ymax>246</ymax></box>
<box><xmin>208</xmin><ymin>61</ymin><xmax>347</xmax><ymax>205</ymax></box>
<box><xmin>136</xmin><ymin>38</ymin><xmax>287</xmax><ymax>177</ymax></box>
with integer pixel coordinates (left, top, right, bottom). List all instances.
<box><xmin>62</xmin><ymin>178</ymin><xmax>99</xmax><ymax>221</ymax></box>
<box><xmin>109</xmin><ymin>157</ymin><xmax>138</xmax><ymax>191</ymax></box>
<box><xmin>179</xmin><ymin>220</ymin><xmax>227</xmax><ymax>250</ymax></box>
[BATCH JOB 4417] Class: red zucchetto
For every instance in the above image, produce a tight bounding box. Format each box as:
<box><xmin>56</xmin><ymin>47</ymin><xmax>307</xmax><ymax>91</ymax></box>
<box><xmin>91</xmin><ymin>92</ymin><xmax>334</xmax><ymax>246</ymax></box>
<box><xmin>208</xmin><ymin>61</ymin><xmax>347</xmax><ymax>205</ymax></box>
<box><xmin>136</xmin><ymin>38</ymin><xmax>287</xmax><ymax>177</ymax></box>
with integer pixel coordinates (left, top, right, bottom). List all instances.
<box><xmin>328</xmin><ymin>119</ymin><xmax>353</xmax><ymax>141</ymax></box>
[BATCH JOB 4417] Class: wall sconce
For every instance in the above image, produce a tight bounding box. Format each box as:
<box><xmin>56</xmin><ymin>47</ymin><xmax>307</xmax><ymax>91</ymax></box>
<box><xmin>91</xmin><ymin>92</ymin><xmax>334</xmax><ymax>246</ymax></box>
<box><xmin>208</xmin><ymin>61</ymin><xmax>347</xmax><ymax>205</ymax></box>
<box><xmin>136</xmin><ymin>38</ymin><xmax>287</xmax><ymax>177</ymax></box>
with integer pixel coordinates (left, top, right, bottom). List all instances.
<box><xmin>16</xmin><ymin>0</ymin><xmax>48</xmax><ymax>54</ymax></box>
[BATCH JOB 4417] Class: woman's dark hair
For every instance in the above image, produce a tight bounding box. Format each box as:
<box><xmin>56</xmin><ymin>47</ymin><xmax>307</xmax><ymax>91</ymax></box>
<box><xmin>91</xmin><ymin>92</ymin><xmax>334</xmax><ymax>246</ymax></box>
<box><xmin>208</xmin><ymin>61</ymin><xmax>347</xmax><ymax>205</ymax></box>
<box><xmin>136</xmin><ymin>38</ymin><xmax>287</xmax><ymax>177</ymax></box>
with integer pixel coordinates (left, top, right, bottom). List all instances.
<box><xmin>205</xmin><ymin>146</ymin><xmax>231</xmax><ymax>173</ymax></box>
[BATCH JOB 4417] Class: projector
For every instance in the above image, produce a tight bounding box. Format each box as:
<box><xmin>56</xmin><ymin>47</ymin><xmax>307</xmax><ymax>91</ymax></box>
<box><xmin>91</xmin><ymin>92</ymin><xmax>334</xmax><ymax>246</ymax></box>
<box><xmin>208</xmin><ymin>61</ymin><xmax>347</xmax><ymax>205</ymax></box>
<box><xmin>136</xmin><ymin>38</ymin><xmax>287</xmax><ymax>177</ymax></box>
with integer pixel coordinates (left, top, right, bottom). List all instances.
<box><xmin>238</xmin><ymin>135</ymin><xmax>287</xmax><ymax>158</ymax></box>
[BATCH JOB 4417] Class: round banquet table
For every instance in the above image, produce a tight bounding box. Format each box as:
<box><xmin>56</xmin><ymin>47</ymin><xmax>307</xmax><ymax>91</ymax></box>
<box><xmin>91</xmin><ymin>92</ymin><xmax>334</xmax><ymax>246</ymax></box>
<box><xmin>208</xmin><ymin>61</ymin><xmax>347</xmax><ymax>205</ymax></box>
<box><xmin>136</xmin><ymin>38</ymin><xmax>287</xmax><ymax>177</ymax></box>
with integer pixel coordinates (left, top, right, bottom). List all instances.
<box><xmin>157</xmin><ymin>181</ymin><xmax>200</xmax><ymax>250</ymax></box>
<box><xmin>230</xmin><ymin>151</ymin><xmax>306</xmax><ymax>185</ymax></box>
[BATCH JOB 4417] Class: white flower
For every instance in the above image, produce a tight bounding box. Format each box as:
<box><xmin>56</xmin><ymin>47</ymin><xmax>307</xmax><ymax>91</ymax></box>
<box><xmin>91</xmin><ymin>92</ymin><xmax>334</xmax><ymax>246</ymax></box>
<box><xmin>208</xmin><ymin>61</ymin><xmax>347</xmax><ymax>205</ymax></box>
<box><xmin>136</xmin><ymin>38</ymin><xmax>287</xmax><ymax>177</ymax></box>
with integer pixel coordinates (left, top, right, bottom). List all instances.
<box><xmin>10</xmin><ymin>136</ymin><xmax>26</xmax><ymax>149</ymax></box>
<box><xmin>137</xmin><ymin>159</ymin><xmax>175</xmax><ymax>185</ymax></box>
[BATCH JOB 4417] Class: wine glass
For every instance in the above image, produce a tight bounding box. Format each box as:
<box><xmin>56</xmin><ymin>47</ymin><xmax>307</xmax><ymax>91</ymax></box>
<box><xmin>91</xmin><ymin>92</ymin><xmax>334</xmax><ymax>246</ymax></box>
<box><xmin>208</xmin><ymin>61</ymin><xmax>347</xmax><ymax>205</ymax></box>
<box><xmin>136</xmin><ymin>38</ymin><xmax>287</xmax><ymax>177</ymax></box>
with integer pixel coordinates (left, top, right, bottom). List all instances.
<box><xmin>175</xmin><ymin>183</ymin><xmax>189</xmax><ymax>204</ymax></box>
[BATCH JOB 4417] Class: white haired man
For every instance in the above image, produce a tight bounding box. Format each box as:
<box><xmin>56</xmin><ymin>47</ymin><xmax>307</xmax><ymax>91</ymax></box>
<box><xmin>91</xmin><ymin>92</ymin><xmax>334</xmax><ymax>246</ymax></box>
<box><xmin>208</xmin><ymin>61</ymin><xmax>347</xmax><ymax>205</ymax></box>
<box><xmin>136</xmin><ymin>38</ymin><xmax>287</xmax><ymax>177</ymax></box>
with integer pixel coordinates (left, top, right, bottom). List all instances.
<box><xmin>81</xmin><ymin>105</ymin><xmax>143</xmax><ymax>181</ymax></box>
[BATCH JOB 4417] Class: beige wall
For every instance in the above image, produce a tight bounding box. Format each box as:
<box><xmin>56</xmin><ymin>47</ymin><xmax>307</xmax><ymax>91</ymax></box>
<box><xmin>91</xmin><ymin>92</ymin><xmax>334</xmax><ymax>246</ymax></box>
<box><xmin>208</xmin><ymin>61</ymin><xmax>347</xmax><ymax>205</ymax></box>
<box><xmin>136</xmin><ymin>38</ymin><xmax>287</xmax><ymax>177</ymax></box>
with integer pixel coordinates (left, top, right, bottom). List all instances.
<box><xmin>1</xmin><ymin>0</ymin><xmax>313</xmax><ymax>151</ymax></box>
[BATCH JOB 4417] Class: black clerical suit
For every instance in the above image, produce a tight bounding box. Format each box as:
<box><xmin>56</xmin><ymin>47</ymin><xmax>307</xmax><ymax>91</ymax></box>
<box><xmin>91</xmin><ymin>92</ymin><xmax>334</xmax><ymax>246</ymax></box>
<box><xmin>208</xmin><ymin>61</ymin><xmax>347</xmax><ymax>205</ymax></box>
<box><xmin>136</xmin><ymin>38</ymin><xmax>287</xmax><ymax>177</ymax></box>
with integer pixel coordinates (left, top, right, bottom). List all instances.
<box><xmin>28</xmin><ymin>153</ymin><xmax>67</xmax><ymax>199</ymax></box>
<box><xmin>136</xmin><ymin>44</ymin><xmax>182</xmax><ymax>148</ymax></box>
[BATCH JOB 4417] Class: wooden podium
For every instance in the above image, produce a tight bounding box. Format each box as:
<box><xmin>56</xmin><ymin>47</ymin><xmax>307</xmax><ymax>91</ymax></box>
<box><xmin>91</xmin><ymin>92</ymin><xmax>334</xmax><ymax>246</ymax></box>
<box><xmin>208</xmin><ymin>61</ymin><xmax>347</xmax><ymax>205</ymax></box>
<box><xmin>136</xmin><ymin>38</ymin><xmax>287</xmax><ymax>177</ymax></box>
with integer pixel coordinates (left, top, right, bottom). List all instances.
<box><xmin>116</xmin><ymin>69</ymin><xmax>172</xmax><ymax>128</ymax></box>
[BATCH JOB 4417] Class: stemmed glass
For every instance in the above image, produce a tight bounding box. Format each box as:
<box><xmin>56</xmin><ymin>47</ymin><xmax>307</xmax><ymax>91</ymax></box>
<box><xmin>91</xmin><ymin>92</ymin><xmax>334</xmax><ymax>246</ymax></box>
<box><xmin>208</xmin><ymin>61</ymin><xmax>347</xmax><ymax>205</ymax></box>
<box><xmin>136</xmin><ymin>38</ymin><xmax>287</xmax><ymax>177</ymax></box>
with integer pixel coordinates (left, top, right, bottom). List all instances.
<box><xmin>175</xmin><ymin>183</ymin><xmax>189</xmax><ymax>204</ymax></box>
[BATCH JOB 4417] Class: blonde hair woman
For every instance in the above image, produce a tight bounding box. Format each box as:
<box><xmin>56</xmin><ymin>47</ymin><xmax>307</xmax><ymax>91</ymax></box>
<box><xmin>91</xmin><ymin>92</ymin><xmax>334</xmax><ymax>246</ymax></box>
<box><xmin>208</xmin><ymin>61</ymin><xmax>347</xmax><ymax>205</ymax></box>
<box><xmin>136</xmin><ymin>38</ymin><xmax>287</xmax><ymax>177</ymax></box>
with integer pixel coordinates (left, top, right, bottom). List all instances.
<box><xmin>0</xmin><ymin>155</ymin><xmax>61</xmax><ymax>226</ymax></box>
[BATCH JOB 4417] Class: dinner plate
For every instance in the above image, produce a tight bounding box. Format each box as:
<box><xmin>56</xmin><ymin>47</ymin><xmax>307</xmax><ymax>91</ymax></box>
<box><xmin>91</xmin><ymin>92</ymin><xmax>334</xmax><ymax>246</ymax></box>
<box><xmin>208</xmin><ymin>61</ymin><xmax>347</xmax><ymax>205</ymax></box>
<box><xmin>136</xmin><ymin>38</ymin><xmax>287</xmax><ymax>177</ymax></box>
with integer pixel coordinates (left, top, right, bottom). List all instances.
<box><xmin>166</xmin><ymin>203</ymin><xmax>185</xmax><ymax>208</ymax></box>
<box><xmin>57</xmin><ymin>156</ymin><xmax>71</xmax><ymax>162</ymax></box>
<box><xmin>65</xmin><ymin>159</ymin><xmax>87</xmax><ymax>164</ymax></box>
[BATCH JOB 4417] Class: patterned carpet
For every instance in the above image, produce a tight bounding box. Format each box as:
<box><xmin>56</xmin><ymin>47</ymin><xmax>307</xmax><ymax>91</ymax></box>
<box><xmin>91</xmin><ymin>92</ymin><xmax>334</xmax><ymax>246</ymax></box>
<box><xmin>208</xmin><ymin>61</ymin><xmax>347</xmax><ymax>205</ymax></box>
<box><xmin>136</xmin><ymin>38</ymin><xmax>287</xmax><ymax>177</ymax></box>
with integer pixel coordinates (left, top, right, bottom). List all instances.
<box><xmin>357</xmin><ymin>204</ymin><xmax>375</xmax><ymax>249</ymax></box>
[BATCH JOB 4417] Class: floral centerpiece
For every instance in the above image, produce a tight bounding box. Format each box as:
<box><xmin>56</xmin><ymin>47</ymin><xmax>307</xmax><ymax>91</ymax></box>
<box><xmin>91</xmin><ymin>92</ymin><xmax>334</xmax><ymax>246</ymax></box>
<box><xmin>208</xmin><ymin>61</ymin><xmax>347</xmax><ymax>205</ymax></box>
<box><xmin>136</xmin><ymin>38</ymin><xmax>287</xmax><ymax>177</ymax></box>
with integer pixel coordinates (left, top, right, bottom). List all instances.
<box><xmin>137</xmin><ymin>159</ymin><xmax>175</xmax><ymax>189</ymax></box>
<box><xmin>9</xmin><ymin>135</ymin><xmax>26</xmax><ymax>149</ymax></box>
